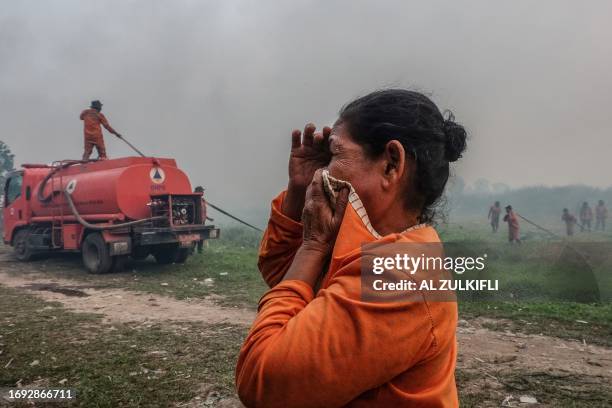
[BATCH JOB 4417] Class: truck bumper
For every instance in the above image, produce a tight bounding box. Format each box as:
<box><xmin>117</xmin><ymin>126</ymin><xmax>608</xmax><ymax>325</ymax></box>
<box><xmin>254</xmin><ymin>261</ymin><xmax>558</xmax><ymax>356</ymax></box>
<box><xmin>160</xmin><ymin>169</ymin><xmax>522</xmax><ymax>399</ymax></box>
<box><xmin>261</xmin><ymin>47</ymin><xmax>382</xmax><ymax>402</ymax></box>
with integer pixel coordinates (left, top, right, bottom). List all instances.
<box><xmin>134</xmin><ymin>225</ymin><xmax>220</xmax><ymax>247</ymax></box>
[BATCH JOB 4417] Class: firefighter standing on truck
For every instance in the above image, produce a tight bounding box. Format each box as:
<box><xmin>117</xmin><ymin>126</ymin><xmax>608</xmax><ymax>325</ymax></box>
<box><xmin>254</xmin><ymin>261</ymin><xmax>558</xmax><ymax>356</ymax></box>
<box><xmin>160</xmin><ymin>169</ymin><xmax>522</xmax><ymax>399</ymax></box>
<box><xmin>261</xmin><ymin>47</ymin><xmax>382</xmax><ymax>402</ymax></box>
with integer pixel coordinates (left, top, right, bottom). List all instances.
<box><xmin>80</xmin><ymin>100</ymin><xmax>121</xmax><ymax>160</ymax></box>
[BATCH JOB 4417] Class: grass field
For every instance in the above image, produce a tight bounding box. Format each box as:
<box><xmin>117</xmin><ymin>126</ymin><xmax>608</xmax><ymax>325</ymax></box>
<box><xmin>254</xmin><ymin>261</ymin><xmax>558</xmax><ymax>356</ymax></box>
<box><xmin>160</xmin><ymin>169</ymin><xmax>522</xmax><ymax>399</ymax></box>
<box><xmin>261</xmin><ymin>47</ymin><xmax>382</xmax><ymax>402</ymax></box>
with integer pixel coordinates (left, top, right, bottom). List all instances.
<box><xmin>13</xmin><ymin>237</ymin><xmax>612</xmax><ymax>343</ymax></box>
<box><xmin>441</xmin><ymin>220</ymin><xmax>612</xmax><ymax>348</ymax></box>
<box><xmin>1</xmin><ymin>223</ymin><xmax>611</xmax><ymax>407</ymax></box>
<box><xmin>0</xmin><ymin>285</ymin><xmax>246</xmax><ymax>407</ymax></box>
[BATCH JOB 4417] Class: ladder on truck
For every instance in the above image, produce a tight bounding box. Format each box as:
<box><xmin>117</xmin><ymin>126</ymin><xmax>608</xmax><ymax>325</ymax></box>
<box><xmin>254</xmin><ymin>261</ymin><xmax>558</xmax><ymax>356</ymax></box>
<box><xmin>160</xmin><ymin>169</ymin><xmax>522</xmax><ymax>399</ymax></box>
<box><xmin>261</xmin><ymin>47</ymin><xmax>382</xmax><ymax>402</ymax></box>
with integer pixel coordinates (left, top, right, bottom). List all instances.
<box><xmin>50</xmin><ymin>160</ymin><xmax>65</xmax><ymax>248</ymax></box>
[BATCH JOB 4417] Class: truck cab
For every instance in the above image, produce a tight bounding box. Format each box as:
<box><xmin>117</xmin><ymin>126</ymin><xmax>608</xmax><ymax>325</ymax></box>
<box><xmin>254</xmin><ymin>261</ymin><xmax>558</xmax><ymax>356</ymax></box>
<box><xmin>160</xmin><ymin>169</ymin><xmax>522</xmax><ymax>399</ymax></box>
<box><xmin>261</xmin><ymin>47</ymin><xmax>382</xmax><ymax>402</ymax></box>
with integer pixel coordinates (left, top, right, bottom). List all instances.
<box><xmin>2</xmin><ymin>170</ymin><xmax>26</xmax><ymax>245</ymax></box>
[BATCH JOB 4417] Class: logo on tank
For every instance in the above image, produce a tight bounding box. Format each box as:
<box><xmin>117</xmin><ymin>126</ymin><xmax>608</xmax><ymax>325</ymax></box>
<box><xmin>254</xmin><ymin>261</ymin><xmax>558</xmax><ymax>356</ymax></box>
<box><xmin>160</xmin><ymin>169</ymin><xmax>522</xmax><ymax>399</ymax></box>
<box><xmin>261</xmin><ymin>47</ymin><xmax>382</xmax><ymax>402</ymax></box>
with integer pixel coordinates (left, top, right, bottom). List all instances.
<box><xmin>66</xmin><ymin>179</ymin><xmax>78</xmax><ymax>194</ymax></box>
<box><xmin>150</xmin><ymin>167</ymin><xmax>166</xmax><ymax>184</ymax></box>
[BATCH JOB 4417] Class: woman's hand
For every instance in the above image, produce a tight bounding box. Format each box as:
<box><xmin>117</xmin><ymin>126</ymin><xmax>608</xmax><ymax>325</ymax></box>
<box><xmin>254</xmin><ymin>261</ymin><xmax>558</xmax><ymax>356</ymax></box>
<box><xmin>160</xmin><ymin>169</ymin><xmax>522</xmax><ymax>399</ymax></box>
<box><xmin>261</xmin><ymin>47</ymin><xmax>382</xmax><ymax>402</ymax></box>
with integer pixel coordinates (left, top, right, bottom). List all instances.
<box><xmin>301</xmin><ymin>169</ymin><xmax>350</xmax><ymax>255</ymax></box>
<box><xmin>281</xmin><ymin>124</ymin><xmax>332</xmax><ymax>221</ymax></box>
<box><xmin>283</xmin><ymin>169</ymin><xmax>350</xmax><ymax>287</ymax></box>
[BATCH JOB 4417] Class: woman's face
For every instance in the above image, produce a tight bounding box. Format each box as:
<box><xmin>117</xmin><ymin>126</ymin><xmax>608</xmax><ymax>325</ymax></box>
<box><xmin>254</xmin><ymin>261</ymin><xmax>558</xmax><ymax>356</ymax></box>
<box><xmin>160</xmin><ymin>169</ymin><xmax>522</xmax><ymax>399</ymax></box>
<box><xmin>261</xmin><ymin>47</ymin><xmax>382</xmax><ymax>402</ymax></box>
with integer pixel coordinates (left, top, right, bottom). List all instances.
<box><xmin>326</xmin><ymin>120</ymin><xmax>420</xmax><ymax>233</ymax></box>
<box><xmin>327</xmin><ymin>121</ymin><xmax>383</xmax><ymax>212</ymax></box>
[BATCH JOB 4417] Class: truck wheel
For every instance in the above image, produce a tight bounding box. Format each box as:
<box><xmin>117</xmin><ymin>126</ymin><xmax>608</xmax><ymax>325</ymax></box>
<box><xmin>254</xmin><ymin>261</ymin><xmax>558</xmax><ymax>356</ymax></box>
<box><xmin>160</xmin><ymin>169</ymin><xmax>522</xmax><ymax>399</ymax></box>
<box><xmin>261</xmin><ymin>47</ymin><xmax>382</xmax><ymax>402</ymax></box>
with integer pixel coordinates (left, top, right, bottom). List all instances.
<box><xmin>82</xmin><ymin>233</ymin><xmax>113</xmax><ymax>274</ymax></box>
<box><xmin>112</xmin><ymin>255</ymin><xmax>128</xmax><ymax>272</ymax></box>
<box><xmin>13</xmin><ymin>229</ymin><xmax>34</xmax><ymax>261</ymax></box>
<box><xmin>174</xmin><ymin>248</ymin><xmax>190</xmax><ymax>264</ymax></box>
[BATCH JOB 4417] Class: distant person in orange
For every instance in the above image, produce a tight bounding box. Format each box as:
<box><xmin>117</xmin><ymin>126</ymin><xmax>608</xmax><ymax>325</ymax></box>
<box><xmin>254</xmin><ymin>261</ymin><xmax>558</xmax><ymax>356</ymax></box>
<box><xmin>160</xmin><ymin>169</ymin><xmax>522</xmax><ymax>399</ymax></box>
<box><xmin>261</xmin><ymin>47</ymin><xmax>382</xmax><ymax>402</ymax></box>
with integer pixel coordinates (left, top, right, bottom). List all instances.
<box><xmin>236</xmin><ymin>90</ymin><xmax>467</xmax><ymax>407</ymax></box>
<box><xmin>503</xmin><ymin>205</ymin><xmax>521</xmax><ymax>243</ymax></box>
<box><xmin>595</xmin><ymin>200</ymin><xmax>608</xmax><ymax>231</ymax></box>
<box><xmin>579</xmin><ymin>201</ymin><xmax>593</xmax><ymax>232</ymax></box>
<box><xmin>562</xmin><ymin>208</ymin><xmax>577</xmax><ymax>236</ymax></box>
<box><xmin>488</xmin><ymin>200</ymin><xmax>501</xmax><ymax>232</ymax></box>
<box><xmin>80</xmin><ymin>100</ymin><xmax>121</xmax><ymax>160</ymax></box>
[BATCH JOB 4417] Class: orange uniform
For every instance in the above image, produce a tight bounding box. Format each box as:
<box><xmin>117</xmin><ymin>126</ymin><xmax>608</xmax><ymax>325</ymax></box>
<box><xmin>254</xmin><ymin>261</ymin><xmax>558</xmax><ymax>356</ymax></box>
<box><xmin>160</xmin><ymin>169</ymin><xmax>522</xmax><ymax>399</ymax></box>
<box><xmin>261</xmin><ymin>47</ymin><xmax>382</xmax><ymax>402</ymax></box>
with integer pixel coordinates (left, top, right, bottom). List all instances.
<box><xmin>580</xmin><ymin>206</ymin><xmax>593</xmax><ymax>222</ymax></box>
<box><xmin>236</xmin><ymin>191</ymin><xmax>458</xmax><ymax>407</ymax></box>
<box><xmin>596</xmin><ymin>204</ymin><xmax>607</xmax><ymax>220</ymax></box>
<box><xmin>595</xmin><ymin>204</ymin><xmax>607</xmax><ymax>231</ymax></box>
<box><xmin>80</xmin><ymin>108</ymin><xmax>116</xmax><ymax>160</ymax></box>
<box><xmin>503</xmin><ymin>211</ymin><xmax>520</xmax><ymax>242</ymax></box>
<box><xmin>488</xmin><ymin>205</ymin><xmax>501</xmax><ymax>232</ymax></box>
<box><xmin>579</xmin><ymin>205</ymin><xmax>593</xmax><ymax>231</ymax></box>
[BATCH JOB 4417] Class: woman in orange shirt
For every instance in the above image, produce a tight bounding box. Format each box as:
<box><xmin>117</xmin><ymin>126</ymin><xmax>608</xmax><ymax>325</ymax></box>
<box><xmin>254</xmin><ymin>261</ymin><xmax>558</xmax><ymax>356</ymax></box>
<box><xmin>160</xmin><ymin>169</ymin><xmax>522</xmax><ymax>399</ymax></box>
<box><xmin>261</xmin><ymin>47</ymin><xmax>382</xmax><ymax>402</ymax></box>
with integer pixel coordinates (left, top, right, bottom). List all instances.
<box><xmin>236</xmin><ymin>89</ymin><xmax>467</xmax><ymax>407</ymax></box>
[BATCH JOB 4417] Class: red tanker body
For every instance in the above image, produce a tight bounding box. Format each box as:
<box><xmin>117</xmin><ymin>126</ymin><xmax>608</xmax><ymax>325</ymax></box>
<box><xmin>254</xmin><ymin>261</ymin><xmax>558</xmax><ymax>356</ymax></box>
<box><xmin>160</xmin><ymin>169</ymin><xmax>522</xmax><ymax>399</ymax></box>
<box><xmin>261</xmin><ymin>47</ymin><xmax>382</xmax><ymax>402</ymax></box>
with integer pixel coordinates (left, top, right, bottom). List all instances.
<box><xmin>3</xmin><ymin>157</ymin><xmax>219</xmax><ymax>273</ymax></box>
<box><xmin>31</xmin><ymin>157</ymin><xmax>192</xmax><ymax>220</ymax></box>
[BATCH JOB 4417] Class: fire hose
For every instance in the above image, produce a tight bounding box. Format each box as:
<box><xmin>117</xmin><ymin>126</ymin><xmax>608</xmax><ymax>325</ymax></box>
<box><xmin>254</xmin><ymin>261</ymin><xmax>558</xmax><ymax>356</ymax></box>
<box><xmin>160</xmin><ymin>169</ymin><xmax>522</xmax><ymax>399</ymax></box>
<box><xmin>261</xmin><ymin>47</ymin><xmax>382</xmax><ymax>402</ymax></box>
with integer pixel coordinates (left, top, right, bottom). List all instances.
<box><xmin>515</xmin><ymin>213</ymin><xmax>561</xmax><ymax>239</ymax></box>
<box><xmin>36</xmin><ymin>160</ymin><xmax>165</xmax><ymax>230</ymax></box>
<box><xmin>37</xmin><ymin>160</ymin><xmax>87</xmax><ymax>203</ymax></box>
<box><xmin>63</xmin><ymin>187</ymin><xmax>165</xmax><ymax>230</ymax></box>
<box><xmin>516</xmin><ymin>212</ymin><xmax>588</xmax><ymax>239</ymax></box>
<box><xmin>205</xmin><ymin>201</ymin><xmax>263</xmax><ymax>232</ymax></box>
<box><xmin>116</xmin><ymin>134</ymin><xmax>146</xmax><ymax>157</ymax></box>
<box><xmin>515</xmin><ymin>212</ymin><xmax>594</xmax><ymax>273</ymax></box>
<box><xmin>37</xmin><ymin>156</ymin><xmax>262</xmax><ymax>232</ymax></box>
<box><xmin>113</xmin><ymin>135</ymin><xmax>262</xmax><ymax>232</ymax></box>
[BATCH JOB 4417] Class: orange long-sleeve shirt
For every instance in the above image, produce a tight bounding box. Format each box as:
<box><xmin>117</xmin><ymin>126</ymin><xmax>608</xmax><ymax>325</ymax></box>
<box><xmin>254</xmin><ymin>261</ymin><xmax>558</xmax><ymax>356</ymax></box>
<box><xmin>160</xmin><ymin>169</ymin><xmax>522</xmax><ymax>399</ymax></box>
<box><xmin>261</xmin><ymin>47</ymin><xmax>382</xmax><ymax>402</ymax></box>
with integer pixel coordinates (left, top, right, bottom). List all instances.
<box><xmin>236</xmin><ymin>191</ymin><xmax>458</xmax><ymax>407</ymax></box>
<box><xmin>80</xmin><ymin>108</ymin><xmax>116</xmax><ymax>139</ymax></box>
<box><xmin>503</xmin><ymin>211</ymin><xmax>520</xmax><ymax>240</ymax></box>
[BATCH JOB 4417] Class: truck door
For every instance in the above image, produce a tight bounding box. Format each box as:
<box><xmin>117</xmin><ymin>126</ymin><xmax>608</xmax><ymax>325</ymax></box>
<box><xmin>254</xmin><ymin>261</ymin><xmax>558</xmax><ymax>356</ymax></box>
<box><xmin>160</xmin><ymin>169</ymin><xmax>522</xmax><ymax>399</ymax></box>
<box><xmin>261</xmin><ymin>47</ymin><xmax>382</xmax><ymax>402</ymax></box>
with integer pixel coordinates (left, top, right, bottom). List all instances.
<box><xmin>2</xmin><ymin>171</ymin><xmax>24</xmax><ymax>243</ymax></box>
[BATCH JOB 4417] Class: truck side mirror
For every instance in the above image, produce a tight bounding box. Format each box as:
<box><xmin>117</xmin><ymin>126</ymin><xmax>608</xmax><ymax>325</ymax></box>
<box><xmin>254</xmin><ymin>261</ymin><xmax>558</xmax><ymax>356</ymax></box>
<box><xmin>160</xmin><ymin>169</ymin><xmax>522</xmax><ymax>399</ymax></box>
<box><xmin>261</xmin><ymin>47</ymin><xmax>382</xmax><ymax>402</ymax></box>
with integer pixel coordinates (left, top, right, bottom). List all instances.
<box><xmin>26</xmin><ymin>186</ymin><xmax>31</xmax><ymax>201</ymax></box>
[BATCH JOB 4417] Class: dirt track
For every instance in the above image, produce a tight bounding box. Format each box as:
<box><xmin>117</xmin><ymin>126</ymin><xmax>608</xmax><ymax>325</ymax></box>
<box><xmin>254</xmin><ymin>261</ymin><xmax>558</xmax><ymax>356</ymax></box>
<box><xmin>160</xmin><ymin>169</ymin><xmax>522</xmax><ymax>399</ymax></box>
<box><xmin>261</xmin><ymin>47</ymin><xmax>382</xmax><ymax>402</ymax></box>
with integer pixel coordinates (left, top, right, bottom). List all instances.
<box><xmin>1</xmin><ymin>246</ymin><xmax>611</xmax><ymax>406</ymax></box>
<box><xmin>0</xmin><ymin>271</ymin><xmax>255</xmax><ymax>326</ymax></box>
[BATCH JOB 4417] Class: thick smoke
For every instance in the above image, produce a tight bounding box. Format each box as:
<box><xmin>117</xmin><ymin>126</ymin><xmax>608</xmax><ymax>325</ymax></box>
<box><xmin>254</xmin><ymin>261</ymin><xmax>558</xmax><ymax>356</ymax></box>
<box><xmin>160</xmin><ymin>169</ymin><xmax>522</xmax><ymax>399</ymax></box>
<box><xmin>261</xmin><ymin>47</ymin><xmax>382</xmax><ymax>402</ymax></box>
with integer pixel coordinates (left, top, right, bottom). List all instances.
<box><xmin>1</xmin><ymin>0</ymin><xmax>611</xmax><ymax>219</ymax></box>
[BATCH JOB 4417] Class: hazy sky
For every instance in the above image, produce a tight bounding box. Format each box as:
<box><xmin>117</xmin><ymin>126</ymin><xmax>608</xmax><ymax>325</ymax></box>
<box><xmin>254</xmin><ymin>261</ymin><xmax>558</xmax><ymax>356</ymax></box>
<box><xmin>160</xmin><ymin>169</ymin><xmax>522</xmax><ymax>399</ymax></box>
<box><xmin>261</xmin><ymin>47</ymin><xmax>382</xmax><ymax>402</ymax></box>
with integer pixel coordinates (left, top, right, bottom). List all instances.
<box><xmin>1</xmin><ymin>0</ymin><xmax>611</xmax><ymax>212</ymax></box>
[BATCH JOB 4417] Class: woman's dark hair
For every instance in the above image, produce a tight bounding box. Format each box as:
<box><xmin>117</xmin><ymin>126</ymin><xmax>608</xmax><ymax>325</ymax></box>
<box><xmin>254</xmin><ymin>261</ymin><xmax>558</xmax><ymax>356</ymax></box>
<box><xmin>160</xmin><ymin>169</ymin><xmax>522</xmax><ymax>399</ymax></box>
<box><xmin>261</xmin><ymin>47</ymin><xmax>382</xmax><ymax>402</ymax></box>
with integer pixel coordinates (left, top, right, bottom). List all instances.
<box><xmin>338</xmin><ymin>89</ymin><xmax>467</xmax><ymax>223</ymax></box>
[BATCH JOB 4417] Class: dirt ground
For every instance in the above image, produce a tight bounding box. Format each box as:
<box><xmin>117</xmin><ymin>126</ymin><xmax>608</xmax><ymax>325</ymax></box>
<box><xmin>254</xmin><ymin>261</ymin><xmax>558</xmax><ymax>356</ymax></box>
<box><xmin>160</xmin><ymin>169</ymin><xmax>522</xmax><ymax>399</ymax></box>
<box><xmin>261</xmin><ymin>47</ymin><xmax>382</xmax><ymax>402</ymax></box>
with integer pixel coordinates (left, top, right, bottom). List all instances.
<box><xmin>1</xmin><ymin>246</ymin><xmax>611</xmax><ymax>407</ymax></box>
<box><xmin>0</xmin><ymin>271</ymin><xmax>254</xmax><ymax>326</ymax></box>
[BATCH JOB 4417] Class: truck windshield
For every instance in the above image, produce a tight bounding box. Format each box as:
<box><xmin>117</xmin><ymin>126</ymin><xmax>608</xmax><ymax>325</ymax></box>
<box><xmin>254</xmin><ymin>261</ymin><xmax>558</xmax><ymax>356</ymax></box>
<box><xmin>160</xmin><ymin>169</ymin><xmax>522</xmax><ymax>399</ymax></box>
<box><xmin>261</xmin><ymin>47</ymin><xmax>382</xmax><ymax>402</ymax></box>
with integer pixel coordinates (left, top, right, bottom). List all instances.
<box><xmin>5</xmin><ymin>173</ymin><xmax>23</xmax><ymax>206</ymax></box>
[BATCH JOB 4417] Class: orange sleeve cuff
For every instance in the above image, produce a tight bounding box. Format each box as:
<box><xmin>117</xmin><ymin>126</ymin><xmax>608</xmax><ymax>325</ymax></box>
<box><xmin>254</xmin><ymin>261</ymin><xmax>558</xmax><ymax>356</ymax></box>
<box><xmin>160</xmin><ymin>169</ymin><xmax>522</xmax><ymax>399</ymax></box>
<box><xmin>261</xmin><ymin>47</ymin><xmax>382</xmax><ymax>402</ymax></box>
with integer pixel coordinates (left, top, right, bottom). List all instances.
<box><xmin>257</xmin><ymin>191</ymin><xmax>304</xmax><ymax>288</ymax></box>
<box><xmin>269</xmin><ymin>191</ymin><xmax>303</xmax><ymax>234</ymax></box>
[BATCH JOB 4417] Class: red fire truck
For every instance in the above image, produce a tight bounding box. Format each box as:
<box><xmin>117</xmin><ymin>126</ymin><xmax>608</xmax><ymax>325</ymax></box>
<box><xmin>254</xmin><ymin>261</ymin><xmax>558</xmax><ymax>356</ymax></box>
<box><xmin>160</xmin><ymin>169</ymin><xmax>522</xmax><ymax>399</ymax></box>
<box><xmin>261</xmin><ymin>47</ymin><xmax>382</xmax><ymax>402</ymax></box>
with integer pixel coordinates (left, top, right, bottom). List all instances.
<box><xmin>2</xmin><ymin>157</ymin><xmax>219</xmax><ymax>273</ymax></box>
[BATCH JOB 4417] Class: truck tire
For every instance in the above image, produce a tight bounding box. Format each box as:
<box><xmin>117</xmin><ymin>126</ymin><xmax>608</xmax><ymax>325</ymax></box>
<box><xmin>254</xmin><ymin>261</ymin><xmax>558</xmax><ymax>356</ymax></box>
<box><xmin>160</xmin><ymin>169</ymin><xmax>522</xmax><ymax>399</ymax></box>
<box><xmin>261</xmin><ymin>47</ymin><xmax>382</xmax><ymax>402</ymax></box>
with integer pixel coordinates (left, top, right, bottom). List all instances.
<box><xmin>13</xmin><ymin>229</ymin><xmax>34</xmax><ymax>261</ymax></box>
<box><xmin>82</xmin><ymin>233</ymin><xmax>113</xmax><ymax>274</ymax></box>
<box><xmin>112</xmin><ymin>255</ymin><xmax>128</xmax><ymax>272</ymax></box>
